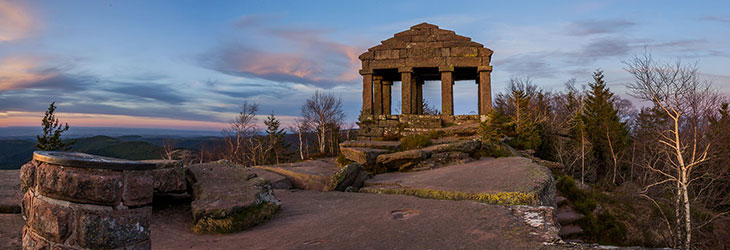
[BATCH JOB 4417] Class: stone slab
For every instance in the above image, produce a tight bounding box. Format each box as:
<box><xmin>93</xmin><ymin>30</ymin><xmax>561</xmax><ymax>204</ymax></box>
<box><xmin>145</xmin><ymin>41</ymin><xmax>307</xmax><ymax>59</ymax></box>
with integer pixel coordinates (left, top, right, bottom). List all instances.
<box><xmin>0</xmin><ymin>170</ymin><xmax>21</xmax><ymax>213</ymax></box>
<box><xmin>150</xmin><ymin>190</ymin><xmax>556</xmax><ymax>250</ymax></box>
<box><xmin>186</xmin><ymin>163</ymin><xmax>280</xmax><ymax>233</ymax></box>
<box><xmin>362</xmin><ymin>157</ymin><xmax>555</xmax><ymax>206</ymax></box>
<box><xmin>255</xmin><ymin>158</ymin><xmax>367</xmax><ymax>191</ymax></box>
<box><xmin>249</xmin><ymin>168</ymin><xmax>292</xmax><ymax>190</ymax></box>
<box><xmin>340</xmin><ymin>147</ymin><xmax>388</xmax><ymax>166</ymax></box>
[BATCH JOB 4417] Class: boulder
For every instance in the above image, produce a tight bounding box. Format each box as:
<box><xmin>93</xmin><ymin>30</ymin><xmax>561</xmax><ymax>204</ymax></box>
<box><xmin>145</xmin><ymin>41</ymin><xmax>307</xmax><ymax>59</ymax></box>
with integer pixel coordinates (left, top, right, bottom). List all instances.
<box><xmin>0</xmin><ymin>169</ymin><xmax>22</xmax><ymax>214</ymax></box>
<box><xmin>375</xmin><ymin>149</ymin><xmax>427</xmax><ymax>172</ymax></box>
<box><xmin>249</xmin><ymin>169</ymin><xmax>292</xmax><ymax>190</ymax></box>
<box><xmin>256</xmin><ymin>158</ymin><xmax>367</xmax><ymax>191</ymax></box>
<box><xmin>186</xmin><ymin>163</ymin><xmax>280</xmax><ymax>233</ymax></box>
<box><xmin>142</xmin><ymin>160</ymin><xmax>187</xmax><ymax>195</ymax></box>
<box><xmin>340</xmin><ymin>147</ymin><xmax>388</xmax><ymax>166</ymax></box>
<box><xmin>339</xmin><ymin>140</ymin><xmax>400</xmax><ymax>150</ymax></box>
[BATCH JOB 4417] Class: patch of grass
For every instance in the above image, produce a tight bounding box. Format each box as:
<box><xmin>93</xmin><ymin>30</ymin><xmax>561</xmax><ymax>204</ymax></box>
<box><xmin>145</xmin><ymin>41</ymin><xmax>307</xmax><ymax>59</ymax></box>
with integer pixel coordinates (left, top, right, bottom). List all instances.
<box><xmin>192</xmin><ymin>202</ymin><xmax>279</xmax><ymax>234</ymax></box>
<box><xmin>361</xmin><ymin>188</ymin><xmax>538</xmax><ymax>206</ymax></box>
<box><xmin>399</xmin><ymin>134</ymin><xmax>431</xmax><ymax>150</ymax></box>
<box><xmin>480</xmin><ymin>141</ymin><xmax>512</xmax><ymax>158</ymax></box>
<box><xmin>335</xmin><ymin>153</ymin><xmax>353</xmax><ymax>167</ymax></box>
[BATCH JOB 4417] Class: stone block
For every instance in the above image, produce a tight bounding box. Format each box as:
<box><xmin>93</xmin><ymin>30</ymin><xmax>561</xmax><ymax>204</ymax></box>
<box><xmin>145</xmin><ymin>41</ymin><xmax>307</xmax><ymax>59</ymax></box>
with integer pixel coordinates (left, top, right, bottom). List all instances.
<box><xmin>451</xmin><ymin>47</ymin><xmax>478</xmax><ymax>57</ymax></box>
<box><xmin>376</xmin><ymin>149</ymin><xmax>427</xmax><ymax>172</ymax></box>
<box><xmin>29</xmin><ymin>196</ymin><xmax>72</xmax><ymax>243</ymax></box>
<box><xmin>448</xmin><ymin>56</ymin><xmax>481</xmax><ymax>67</ymax></box>
<box><xmin>443</xmin><ymin>40</ymin><xmax>481</xmax><ymax>47</ymax></box>
<box><xmin>35</xmin><ymin>163</ymin><xmax>123</xmax><ymax>206</ymax></box>
<box><xmin>22</xmin><ymin>226</ymin><xmax>49</xmax><ymax>250</ymax></box>
<box><xmin>20</xmin><ymin>161</ymin><xmax>35</xmax><ymax>191</ymax></box>
<box><xmin>76</xmin><ymin>206</ymin><xmax>151</xmax><ymax>249</ymax></box>
<box><xmin>123</xmin><ymin>170</ymin><xmax>154</xmax><ymax>207</ymax></box>
<box><xmin>150</xmin><ymin>167</ymin><xmax>187</xmax><ymax>194</ymax></box>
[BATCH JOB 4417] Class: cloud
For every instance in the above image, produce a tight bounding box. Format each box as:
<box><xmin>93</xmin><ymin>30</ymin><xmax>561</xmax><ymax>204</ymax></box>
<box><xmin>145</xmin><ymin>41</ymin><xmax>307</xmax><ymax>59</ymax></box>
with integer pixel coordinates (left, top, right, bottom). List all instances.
<box><xmin>0</xmin><ymin>57</ymin><xmax>56</xmax><ymax>91</ymax></box>
<box><xmin>200</xmin><ymin>22</ymin><xmax>362</xmax><ymax>88</ymax></box>
<box><xmin>581</xmin><ymin>38</ymin><xmax>631</xmax><ymax>58</ymax></box>
<box><xmin>108</xmin><ymin>82</ymin><xmax>187</xmax><ymax>104</ymax></box>
<box><xmin>0</xmin><ymin>0</ymin><xmax>36</xmax><ymax>42</ymax></box>
<box><xmin>564</xmin><ymin>19</ymin><xmax>636</xmax><ymax>36</ymax></box>
<box><xmin>699</xmin><ymin>16</ymin><xmax>730</xmax><ymax>23</ymax></box>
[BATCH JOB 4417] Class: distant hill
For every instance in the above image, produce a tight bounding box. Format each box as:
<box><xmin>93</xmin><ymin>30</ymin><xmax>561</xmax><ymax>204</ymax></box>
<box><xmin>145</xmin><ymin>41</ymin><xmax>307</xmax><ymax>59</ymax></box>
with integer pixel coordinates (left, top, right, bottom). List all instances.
<box><xmin>0</xmin><ymin>136</ymin><xmax>166</xmax><ymax>169</ymax></box>
<box><xmin>0</xmin><ymin>139</ymin><xmax>36</xmax><ymax>169</ymax></box>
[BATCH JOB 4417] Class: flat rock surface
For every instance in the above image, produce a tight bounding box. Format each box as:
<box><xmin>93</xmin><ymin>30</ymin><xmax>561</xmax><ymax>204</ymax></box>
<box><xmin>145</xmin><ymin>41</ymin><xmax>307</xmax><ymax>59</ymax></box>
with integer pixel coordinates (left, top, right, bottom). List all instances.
<box><xmin>151</xmin><ymin>190</ymin><xmax>553</xmax><ymax>250</ymax></box>
<box><xmin>0</xmin><ymin>170</ymin><xmax>21</xmax><ymax>213</ymax></box>
<box><xmin>365</xmin><ymin>157</ymin><xmax>550</xmax><ymax>195</ymax></box>
<box><xmin>0</xmin><ymin>214</ymin><xmax>23</xmax><ymax>250</ymax></box>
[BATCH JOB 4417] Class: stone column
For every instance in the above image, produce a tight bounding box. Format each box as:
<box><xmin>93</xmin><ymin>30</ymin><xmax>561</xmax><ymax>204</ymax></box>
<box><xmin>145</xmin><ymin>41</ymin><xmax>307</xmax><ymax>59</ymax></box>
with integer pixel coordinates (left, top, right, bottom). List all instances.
<box><xmin>440</xmin><ymin>67</ymin><xmax>454</xmax><ymax>116</ymax></box>
<box><xmin>383</xmin><ymin>80</ymin><xmax>392</xmax><ymax>116</ymax></box>
<box><xmin>415</xmin><ymin>77</ymin><xmax>424</xmax><ymax>115</ymax></box>
<box><xmin>21</xmin><ymin>151</ymin><xmax>155</xmax><ymax>250</ymax></box>
<box><xmin>362</xmin><ymin>73</ymin><xmax>373</xmax><ymax>115</ymax></box>
<box><xmin>373</xmin><ymin>76</ymin><xmax>383</xmax><ymax>116</ymax></box>
<box><xmin>478</xmin><ymin>66</ymin><xmax>493</xmax><ymax>115</ymax></box>
<box><xmin>400</xmin><ymin>68</ymin><xmax>413</xmax><ymax>115</ymax></box>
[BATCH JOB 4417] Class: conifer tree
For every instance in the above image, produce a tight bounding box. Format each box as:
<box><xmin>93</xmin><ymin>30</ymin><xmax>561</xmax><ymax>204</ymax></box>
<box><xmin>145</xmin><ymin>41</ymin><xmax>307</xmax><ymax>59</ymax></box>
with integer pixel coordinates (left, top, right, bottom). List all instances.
<box><xmin>264</xmin><ymin>112</ymin><xmax>289</xmax><ymax>164</ymax></box>
<box><xmin>36</xmin><ymin>102</ymin><xmax>75</xmax><ymax>151</ymax></box>
<box><xmin>583</xmin><ymin>69</ymin><xmax>629</xmax><ymax>183</ymax></box>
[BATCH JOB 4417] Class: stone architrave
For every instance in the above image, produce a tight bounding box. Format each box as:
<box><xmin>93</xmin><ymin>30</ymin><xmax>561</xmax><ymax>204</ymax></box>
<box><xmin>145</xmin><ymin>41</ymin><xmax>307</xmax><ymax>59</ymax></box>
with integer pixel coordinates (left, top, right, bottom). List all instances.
<box><xmin>440</xmin><ymin>68</ymin><xmax>454</xmax><ymax>116</ymax></box>
<box><xmin>373</xmin><ymin>76</ymin><xmax>383</xmax><ymax>116</ymax></box>
<box><xmin>362</xmin><ymin>73</ymin><xmax>373</xmax><ymax>115</ymax></box>
<box><xmin>383</xmin><ymin>81</ymin><xmax>392</xmax><ymax>116</ymax></box>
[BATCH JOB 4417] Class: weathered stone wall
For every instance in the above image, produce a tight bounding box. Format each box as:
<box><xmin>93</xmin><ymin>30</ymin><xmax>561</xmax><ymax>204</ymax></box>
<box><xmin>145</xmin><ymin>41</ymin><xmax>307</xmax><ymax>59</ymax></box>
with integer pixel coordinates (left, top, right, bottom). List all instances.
<box><xmin>358</xmin><ymin>114</ymin><xmax>480</xmax><ymax>140</ymax></box>
<box><xmin>20</xmin><ymin>153</ymin><xmax>154</xmax><ymax>250</ymax></box>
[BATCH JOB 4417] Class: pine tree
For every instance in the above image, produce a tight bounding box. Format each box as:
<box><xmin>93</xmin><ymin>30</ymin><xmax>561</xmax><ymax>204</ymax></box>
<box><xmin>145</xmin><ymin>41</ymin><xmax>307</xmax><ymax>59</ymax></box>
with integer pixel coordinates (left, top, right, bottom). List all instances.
<box><xmin>264</xmin><ymin>112</ymin><xmax>289</xmax><ymax>164</ymax></box>
<box><xmin>36</xmin><ymin>102</ymin><xmax>75</xmax><ymax>151</ymax></box>
<box><xmin>583</xmin><ymin>69</ymin><xmax>629</xmax><ymax>183</ymax></box>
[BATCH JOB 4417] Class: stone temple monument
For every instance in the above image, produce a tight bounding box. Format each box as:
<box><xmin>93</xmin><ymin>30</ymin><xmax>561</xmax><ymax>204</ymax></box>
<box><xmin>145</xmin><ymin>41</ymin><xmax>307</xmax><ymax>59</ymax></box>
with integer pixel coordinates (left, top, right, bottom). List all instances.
<box><xmin>358</xmin><ymin>23</ymin><xmax>493</xmax><ymax>140</ymax></box>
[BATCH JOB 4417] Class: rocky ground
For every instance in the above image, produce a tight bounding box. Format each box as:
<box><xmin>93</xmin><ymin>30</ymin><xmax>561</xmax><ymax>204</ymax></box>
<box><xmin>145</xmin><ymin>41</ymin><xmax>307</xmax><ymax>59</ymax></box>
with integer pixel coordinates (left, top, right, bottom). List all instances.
<box><xmin>0</xmin><ymin>156</ymin><xmax>658</xmax><ymax>249</ymax></box>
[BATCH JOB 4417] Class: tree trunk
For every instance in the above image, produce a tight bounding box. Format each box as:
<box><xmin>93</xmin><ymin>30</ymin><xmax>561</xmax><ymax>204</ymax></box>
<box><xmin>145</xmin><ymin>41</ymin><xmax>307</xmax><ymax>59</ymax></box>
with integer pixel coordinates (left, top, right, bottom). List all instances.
<box><xmin>298</xmin><ymin>129</ymin><xmax>304</xmax><ymax>160</ymax></box>
<box><xmin>682</xmin><ymin>175</ymin><xmax>691</xmax><ymax>249</ymax></box>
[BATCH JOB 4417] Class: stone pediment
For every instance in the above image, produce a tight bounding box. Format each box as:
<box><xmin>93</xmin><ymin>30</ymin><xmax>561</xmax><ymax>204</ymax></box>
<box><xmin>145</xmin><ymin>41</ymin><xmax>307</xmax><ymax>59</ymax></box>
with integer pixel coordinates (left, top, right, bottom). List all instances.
<box><xmin>359</xmin><ymin>22</ymin><xmax>493</xmax><ymax>71</ymax></box>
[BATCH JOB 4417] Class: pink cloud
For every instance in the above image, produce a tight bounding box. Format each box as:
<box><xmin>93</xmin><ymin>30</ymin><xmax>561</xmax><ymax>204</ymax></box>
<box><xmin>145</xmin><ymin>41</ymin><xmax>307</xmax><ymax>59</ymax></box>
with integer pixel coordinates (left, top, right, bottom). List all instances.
<box><xmin>0</xmin><ymin>56</ymin><xmax>56</xmax><ymax>91</ymax></box>
<box><xmin>0</xmin><ymin>0</ymin><xmax>37</xmax><ymax>42</ymax></box>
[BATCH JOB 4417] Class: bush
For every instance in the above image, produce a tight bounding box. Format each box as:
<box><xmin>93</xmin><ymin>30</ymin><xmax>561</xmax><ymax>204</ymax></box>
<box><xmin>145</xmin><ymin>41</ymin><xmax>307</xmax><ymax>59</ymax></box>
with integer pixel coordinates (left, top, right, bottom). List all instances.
<box><xmin>557</xmin><ymin>175</ymin><xmax>627</xmax><ymax>245</ymax></box>
<box><xmin>399</xmin><ymin>134</ymin><xmax>431</xmax><ymax>150</ymax></box>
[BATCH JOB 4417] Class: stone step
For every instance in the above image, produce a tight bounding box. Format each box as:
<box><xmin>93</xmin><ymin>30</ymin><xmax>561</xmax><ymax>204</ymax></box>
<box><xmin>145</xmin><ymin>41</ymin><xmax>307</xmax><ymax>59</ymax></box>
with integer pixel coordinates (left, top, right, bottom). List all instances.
<box><xmin>339</xmin><ymin>140</ymin><xmax>400</xmax><ymax>151</ymax></box>
<box><xmin>559</xmin><ymin>224</ymin><xmax>584</xmax><ymax>237</ymax></box>
<box><xmin>256</xmin><ymin>158</ymin><xmax>368</xmax><ymax>192</ymax></box>
<box><xmin>340</xmin><ymin>147</ymin><xmax>389</xmax><ymax>166</ymax></box>
<box><xmin>556</xmin><ymin>206</ymin><xmax>585</xmax><ymax>224</ymax></box>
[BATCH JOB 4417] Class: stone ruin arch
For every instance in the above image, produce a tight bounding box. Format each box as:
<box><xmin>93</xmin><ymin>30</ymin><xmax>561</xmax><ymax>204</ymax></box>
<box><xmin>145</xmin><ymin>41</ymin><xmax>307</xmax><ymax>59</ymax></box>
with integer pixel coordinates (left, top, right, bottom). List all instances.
<box><xmin>358</xmin><ymin>23</ymin><xmax>494</xmax><ymax>140</ymax></box>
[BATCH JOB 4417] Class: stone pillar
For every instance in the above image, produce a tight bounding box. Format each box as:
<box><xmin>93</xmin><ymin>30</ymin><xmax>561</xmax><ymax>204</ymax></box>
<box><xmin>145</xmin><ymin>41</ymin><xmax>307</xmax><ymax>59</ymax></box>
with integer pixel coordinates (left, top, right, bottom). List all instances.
<box><xmin>478</xmin><ymin>66</ymin><xmax>493</xmax><ymax>115</ymax></box>
<box><xmin>400</xmin><ymin>68</ymin><xmax>413</xmax><ymax>115</ymax></box>
<box><xmin>415</xmin><ymin>77</ymin><xmax>424</xmax><ymax>115</ymax></box>
<box><xmin>21</xmin><ymin>151</ymin><xmax>155</xmax><ymax>250</ymax></box>
<box><xmin>362</xmin><ymin>73</ymin><xmax>373</xmax><ymax>115</ymax></box>
<box><xmin>383</xmin><ymin>80</ymin><xmax>392</xmax><ymax>116</ymax></box>
<box><xmin>373</xmin><ymin>76</ymin><xmax>383</xmax><ymax>116</ymax></box>
<box><xmin>440</xmin><ymin>68</ymin><xmax>454</xmax><ymax>116</ymax></box>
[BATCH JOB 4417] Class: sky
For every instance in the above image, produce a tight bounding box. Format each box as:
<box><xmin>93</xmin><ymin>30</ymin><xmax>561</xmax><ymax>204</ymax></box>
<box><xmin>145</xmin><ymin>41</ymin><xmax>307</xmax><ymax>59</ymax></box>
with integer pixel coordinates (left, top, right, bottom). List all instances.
<box><xmin>1</xmin><ymin>0</ymin><xmax>729</xmax><ymax>131</ymax></box>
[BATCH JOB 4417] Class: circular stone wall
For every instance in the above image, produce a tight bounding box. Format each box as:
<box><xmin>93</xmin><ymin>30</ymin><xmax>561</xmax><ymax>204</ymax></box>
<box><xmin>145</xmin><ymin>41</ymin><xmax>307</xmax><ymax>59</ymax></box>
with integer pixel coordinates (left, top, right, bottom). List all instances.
<box><xmin>20</xmin><ymin>151</ymin><xmax>155</xmax><ymax>249</ymax></box>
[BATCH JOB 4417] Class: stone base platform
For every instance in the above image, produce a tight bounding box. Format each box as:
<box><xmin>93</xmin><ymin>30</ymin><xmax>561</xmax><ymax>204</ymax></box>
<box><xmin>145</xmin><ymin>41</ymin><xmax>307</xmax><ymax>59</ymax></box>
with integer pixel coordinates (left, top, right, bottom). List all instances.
<box><xmin>255</xmin><ymin>158</ymin><xmax>368</xmax><ymax>192</ymax></box>
<box><xmin>150</xmin><ymin>190</ymin><xmax>559</xmax><ymax>250</ymax></box>
<box><xmin>361</xmin><ymin>157</ymin><xmax>555</xmax><ymax>206</ymax></box>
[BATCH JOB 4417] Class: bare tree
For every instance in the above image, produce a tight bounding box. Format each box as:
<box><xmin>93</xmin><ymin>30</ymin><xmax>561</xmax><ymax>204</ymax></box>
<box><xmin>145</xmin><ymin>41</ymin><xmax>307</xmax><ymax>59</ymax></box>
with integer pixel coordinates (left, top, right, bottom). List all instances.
<box><xmin>289</xmin><ymin>118</ymin><xmax>309</xmax><ymax>161</ymax></box>
<box><xmin>624</xmin><ymin>52</ymin><xmax>716</xmax><ymax>249</ymax></box>
<box><xmin>162</xmin><ymin>139</ymin><xmax>175</xmax><ymax>160</ymax></box>
<box><xmin>300</xmin><ymin>91</ymin><xmax>345</xmax><ymax>156</ymax></box>
<box><xmin>222</xmin><ymin>101</ymin><xmax>259</xmax><ymax>165</ymax></box>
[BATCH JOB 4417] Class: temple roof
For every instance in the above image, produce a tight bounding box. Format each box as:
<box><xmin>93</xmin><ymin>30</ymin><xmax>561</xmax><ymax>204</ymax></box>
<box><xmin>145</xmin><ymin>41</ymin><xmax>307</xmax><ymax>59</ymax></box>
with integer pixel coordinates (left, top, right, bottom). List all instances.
<box><xmin>359</xmin><ymin>22</ymin><xmax>492</xmax><ymax>72</ymax></box>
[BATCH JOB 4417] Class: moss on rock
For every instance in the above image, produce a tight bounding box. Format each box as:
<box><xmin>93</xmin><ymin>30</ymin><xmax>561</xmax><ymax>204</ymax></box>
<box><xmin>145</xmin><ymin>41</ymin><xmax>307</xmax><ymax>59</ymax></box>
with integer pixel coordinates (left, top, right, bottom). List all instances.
<box><xmin>360</xmin><ymin>187</ymin><xmax>539</xmax><ymax>206</ymax></box>
<box><xmin>192</xmin><ymin>202</ymin><xmax>280</xmax><ymax>234</ymax></box>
